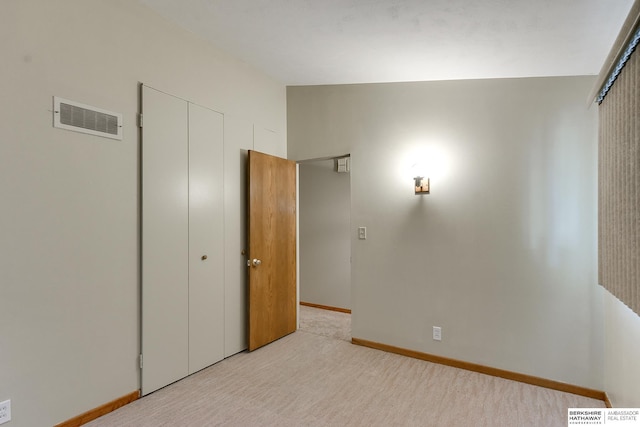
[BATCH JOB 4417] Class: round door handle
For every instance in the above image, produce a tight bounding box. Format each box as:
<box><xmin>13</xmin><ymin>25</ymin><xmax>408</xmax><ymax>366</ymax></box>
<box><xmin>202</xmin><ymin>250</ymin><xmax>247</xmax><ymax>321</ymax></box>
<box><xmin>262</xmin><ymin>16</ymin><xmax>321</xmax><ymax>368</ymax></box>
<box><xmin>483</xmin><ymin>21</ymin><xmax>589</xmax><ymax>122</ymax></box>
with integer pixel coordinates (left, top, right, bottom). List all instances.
<box><xmin>201</xmin><ymin>255</ymin><xmax>208</xmax><ymax>260</ymax></box>
<box><xmin>252</xmin><ymin>258</ymin><xmax>261</xmax><ymax>267</ymax></box>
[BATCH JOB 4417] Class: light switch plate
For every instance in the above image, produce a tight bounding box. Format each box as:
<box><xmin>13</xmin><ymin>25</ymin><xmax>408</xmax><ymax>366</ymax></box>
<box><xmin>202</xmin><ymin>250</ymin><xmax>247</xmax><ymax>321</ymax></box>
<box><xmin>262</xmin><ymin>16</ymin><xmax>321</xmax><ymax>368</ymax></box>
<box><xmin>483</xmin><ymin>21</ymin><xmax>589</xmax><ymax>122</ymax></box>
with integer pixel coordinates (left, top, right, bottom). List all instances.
<box><xmin>358</xmin><ymin>227</ymin><xmax>367</xmax><ymax>240</ymax></box>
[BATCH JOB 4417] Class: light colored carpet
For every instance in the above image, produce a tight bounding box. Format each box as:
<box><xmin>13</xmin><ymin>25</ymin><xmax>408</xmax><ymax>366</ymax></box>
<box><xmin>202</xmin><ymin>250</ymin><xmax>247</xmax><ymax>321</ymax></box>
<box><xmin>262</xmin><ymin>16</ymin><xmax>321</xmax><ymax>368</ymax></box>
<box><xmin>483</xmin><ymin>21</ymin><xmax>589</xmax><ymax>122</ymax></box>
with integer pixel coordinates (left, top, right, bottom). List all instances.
<box><xmin>86</xmin><ymin>306</ymin><xmax>603</xmax><ymax>426</ymax></box>
<box><xmin>298</xmin><ymin>305</ymin><xmax>351</xmax><ymax>342</ymax></box>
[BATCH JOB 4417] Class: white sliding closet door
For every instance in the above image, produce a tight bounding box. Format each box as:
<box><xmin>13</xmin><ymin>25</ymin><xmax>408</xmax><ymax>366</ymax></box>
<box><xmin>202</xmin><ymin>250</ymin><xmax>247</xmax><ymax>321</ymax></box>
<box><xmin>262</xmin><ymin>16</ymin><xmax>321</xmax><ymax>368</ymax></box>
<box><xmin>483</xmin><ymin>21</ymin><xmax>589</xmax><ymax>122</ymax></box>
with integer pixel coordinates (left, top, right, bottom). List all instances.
<box><xmin>141</xmin><ymin>86</ymin><xmax>189</xmax><ymax>395</ymax></box>
<box><xmin>188</xmin><ymin>103</ymin><xmax>224</xmax><ymax>373</ymax></box>
<box><xmin>141</xmin><ymin>85</ymin><xmax>224</xmax><ymax>395</ymax></box>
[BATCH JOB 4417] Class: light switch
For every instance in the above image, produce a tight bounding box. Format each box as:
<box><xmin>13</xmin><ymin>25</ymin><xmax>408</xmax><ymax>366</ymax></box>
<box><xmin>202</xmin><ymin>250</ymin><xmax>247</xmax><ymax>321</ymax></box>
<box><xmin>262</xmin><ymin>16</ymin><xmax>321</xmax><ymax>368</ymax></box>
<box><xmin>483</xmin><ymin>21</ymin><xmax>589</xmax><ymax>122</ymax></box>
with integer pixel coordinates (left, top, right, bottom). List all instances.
<box><xmin>358</xmin><ymin>227</ymin><xmax>367</xmax><ymax>240</ymax></box>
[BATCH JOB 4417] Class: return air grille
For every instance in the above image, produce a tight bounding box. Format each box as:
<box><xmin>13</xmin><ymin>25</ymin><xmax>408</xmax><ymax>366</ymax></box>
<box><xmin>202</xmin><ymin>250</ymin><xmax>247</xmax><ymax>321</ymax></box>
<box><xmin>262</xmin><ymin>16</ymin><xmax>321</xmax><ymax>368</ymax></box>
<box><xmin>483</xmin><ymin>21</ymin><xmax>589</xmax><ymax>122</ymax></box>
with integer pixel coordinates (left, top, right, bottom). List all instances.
<box><xmin>53</xmin><ymin>96</ymin><xmax>123</xmax><ymax>140</ymax></box>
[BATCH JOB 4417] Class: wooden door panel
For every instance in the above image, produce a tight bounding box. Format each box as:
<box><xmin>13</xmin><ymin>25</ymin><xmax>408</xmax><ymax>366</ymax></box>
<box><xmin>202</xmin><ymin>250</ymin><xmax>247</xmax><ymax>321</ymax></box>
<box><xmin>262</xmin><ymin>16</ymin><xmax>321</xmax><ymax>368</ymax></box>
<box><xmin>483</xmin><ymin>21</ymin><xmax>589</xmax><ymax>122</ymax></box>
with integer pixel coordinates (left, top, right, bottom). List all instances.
<box><xmin>248</xmin><ymin>150</ymin><xmax>297</xmax><ymax>351</ymax></box>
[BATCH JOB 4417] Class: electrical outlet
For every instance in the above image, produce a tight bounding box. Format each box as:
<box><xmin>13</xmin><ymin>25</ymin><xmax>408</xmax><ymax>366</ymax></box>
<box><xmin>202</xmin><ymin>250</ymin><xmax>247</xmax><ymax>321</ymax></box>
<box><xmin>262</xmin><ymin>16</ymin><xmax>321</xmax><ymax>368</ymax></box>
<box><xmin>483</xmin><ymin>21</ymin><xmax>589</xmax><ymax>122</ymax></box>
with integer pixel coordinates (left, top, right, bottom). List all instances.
<box><xmin>433</xmin><ymin>326</ymin><xmax>442</xmax><ymax>341</ymax></box>
<box><xmin>0</xmin><ymin>399</ymin><xmax>11</xmax><ymax>425</ymax></box>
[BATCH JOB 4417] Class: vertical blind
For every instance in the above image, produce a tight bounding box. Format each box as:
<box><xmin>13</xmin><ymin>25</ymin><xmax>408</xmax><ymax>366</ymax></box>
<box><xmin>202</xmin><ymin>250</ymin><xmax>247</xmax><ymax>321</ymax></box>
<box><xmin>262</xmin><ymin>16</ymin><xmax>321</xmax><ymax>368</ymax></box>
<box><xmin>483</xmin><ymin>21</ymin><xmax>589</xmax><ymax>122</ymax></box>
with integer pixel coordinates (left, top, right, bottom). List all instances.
<box><xmin>597</xmin><ymin>7</ymin><xmax>640</xmax><ymax>317</ymax></box>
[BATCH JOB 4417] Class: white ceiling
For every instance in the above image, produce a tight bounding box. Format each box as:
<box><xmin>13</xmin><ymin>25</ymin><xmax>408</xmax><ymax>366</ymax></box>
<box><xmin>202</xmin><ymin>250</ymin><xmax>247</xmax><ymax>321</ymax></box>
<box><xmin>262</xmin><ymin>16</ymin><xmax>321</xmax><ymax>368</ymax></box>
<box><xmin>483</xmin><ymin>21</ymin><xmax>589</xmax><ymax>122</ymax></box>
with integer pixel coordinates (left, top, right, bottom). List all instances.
<box><xmin>139</xmin><ymin>0</ymin><xmax>634</xmax><ymax>86</ymax></box>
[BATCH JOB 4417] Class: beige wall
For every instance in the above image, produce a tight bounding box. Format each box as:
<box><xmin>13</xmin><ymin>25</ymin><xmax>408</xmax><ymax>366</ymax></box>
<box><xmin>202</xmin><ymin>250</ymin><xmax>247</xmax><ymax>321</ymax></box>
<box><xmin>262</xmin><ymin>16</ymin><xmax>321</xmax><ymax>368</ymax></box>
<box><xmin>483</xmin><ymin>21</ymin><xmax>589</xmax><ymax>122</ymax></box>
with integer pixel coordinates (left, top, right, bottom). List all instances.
<box><xmin>288</xmin><ymin>76</ymin><xmax>603</xmax><ymax>389</ymax></box>
<box><xmin>299</xmin><ymin>160</ymin><xmax>351</xmax><ymax>309</ymax></box>
<box><xmin>0</xmin><ymin>1</ymin><xmax>286</xmax><ymax>426</ymax></box>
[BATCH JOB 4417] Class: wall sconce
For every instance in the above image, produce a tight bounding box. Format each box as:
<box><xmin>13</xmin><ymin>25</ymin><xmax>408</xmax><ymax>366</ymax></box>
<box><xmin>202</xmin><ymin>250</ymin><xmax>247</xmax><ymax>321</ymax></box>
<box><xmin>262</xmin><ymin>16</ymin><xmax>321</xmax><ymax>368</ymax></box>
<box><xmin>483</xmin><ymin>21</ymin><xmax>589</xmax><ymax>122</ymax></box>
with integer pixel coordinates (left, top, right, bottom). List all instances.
<box><xmin>414</xmin><ymin>176</ymin><xmax>430</xmax><ymax>194</ymax></box>
<box><xmin>411</xmin><ymin>162</ymin><xmax>430</xmax><ymax>194</ymax></box>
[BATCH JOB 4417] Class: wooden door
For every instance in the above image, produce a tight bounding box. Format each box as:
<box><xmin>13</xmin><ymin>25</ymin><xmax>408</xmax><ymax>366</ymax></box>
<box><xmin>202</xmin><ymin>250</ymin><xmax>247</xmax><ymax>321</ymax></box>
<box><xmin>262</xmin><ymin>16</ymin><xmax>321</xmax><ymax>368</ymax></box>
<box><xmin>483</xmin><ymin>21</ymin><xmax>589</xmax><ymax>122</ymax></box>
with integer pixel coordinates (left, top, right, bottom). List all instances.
<box><xmin>248</xmin><ymin>150</ymin><xmax>297</xmax><ymax>351</ymax></box>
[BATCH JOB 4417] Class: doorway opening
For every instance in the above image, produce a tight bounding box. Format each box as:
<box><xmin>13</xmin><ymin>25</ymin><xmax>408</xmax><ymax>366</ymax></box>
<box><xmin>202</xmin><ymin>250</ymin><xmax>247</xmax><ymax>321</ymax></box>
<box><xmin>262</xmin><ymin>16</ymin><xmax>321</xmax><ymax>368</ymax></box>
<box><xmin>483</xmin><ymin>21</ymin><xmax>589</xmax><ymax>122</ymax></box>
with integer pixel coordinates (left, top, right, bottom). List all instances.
<box><xmin>298</xmin><ymin>155</ymin><xmax>352</xmax><ymax>340</ymax></box>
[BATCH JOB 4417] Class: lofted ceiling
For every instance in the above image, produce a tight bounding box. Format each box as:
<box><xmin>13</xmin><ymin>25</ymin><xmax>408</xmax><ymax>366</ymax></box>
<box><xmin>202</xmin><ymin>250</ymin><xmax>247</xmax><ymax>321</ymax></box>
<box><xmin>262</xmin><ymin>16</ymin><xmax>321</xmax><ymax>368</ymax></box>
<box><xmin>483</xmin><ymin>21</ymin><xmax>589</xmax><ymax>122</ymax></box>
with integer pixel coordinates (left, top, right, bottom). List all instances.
<box><xmin>139</xmin><ymin>0</ymin><xmax>634</xmax><ymax>86</ymax></box>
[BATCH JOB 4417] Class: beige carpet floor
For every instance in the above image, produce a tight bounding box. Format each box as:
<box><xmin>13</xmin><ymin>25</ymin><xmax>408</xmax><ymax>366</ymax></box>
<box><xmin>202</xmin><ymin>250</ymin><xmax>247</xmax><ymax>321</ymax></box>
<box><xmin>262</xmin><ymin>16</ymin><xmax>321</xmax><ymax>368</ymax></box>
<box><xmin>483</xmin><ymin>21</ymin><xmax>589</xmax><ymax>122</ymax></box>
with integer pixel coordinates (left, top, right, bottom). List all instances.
<box><xmin>298</xmin><ymin>305</ymin><xmax>351</xmax><ymax>342</ymax></box>
<box><xmin>86</xmin><ymin>306</ymin><xmax>603</xmax><ymax>426</ymax></box>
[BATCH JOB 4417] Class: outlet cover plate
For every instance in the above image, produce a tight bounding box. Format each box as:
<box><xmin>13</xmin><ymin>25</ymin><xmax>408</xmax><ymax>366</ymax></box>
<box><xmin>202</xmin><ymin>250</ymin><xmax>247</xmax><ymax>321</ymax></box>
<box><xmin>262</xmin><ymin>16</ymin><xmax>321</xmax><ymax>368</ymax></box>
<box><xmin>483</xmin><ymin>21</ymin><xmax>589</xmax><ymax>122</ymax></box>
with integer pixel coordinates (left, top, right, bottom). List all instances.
<box><xmin>433</xmin><ymin>326</ymin><xmax>442</xmax><ymax>341</ymax></box>
<box><xmin>0</xmin><ymin>399</ymin><xmax>11</xmax><ymax>425</ymax></box>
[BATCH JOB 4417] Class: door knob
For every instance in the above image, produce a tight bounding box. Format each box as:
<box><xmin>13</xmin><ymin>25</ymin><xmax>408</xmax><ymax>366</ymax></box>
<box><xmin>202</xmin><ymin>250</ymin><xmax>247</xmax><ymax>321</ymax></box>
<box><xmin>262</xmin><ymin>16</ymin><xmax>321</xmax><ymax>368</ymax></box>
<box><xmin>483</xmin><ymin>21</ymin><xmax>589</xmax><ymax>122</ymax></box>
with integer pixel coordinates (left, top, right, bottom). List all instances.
<box><xmin>252</xmin><ymin>258</ymin><xmax>262</xmax><ymax>267</ymax></box>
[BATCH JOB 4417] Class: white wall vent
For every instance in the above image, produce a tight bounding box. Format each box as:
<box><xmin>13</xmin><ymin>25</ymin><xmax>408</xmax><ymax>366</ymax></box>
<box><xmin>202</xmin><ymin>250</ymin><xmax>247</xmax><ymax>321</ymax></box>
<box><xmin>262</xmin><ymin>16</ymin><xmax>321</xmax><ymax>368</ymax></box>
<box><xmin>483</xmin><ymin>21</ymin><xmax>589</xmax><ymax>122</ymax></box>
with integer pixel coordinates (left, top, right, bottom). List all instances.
<box><xmin>53</xmin><ymin>96</ymin><xmax>123</xmax><ymax>140</ymax></box>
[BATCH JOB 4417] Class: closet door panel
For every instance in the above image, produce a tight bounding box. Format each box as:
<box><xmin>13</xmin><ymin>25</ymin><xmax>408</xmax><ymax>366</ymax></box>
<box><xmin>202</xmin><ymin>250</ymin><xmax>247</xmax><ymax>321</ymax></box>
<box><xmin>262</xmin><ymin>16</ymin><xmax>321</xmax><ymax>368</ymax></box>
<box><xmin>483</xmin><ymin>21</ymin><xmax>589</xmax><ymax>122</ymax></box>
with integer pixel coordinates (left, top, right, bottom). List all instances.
<box><xmin>188</xmin><ymin>103</ymin><xmax>225</xmax><ymax>373</ymax></box>
<box><xmin>223</xmin><ymin>117</ymin><xmax>254</xmax><ymax>356</ymax></box>
<box><xmin>141</xmin><ymin>86</ymin><xmax>189</xmax><ymax>395</ymax></box>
